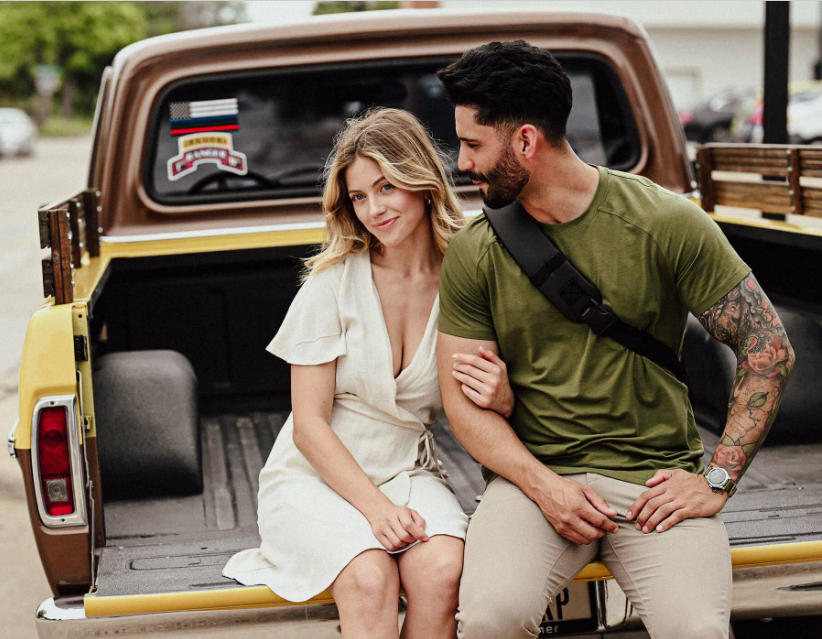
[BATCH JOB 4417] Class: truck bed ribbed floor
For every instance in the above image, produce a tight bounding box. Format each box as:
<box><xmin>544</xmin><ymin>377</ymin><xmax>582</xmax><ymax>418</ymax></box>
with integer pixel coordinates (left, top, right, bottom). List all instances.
<box><xmin>96</xmin><ymin>410</ymin><xmax>484</xmax><ymax>596</ymax></box>
<box><xmin>96</xmin><ymin>412</ymin><xmax>822</xmax><ymax>597</ymax></box>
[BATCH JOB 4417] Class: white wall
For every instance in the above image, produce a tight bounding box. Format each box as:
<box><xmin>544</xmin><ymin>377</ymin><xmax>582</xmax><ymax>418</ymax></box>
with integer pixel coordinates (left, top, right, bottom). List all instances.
<box><xmin>650</xmin><ymin>26</ymin><xmax>821</xmax><ymax>109</ymax></box>
<box><xmin>245</xmin><ymin>1</ymin><xmax>316</xmax><ymax>24</ymax></box>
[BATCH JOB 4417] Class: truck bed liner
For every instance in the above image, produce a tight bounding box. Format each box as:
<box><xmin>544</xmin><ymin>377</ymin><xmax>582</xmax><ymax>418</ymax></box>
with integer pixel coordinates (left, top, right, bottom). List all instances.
<box><xmin>96</xmin><ymin>411</ymin><xmax>485</xmax><ymax>596</ymax></box>
<box><xmin>95</xmin><ymin>412</ymin><xmax>822</xmax><ymax>598</ymax></box>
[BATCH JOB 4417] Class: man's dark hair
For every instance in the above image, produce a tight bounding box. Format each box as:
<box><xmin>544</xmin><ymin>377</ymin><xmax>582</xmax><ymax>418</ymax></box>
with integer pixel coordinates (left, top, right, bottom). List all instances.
<box><xmin>437</xmin><ymin>40</ymin><xmax>573</xmax><ymax>147</ymax></box>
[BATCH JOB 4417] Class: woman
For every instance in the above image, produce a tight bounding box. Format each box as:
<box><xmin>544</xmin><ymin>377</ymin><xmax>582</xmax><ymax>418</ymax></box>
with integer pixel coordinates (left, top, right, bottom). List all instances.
<box><xmin>223</xmin><ymin>108</ymin><xmax>514</xmax><ymax>639</ymax></box>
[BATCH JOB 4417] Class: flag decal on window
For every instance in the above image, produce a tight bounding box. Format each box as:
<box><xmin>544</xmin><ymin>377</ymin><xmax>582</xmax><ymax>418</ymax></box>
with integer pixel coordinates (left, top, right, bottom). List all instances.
<box><xmin>169</xmin><ymin>98</ymin><xmax>239</xmax><ymax>135</ymax></box>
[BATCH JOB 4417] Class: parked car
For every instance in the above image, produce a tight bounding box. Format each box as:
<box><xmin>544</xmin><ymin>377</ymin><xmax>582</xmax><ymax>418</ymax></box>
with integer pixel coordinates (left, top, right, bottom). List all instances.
<box><xmin>0</xmin><ymin>107</ymin><xmax>36</xmax><ymax>156</ymax></box>
<box><xmin>731</xmin><ymin>80</ymin><xmax>822</xmax><ymax>143</ymax></box>
<box><xmin>9</xmin><ymin>8</ymin><xmax>822</xmax><ymax>639</ymax></box>
<box><xmin>679</xmin><ymin>89</ymin><xmax>753</xmax><ymax>143</ymax></box>
<box><xmin>785</xmin><ymin>86</ymin><xmax>822</xmax><ymax>144</ymax></box>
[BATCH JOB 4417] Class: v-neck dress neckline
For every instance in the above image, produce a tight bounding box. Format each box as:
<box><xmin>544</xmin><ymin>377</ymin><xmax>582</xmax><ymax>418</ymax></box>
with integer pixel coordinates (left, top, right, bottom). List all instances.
<box><xmin>365</xmin><ymin>250</ymin><xmax>440</xmax><ymax>383</ymax></box>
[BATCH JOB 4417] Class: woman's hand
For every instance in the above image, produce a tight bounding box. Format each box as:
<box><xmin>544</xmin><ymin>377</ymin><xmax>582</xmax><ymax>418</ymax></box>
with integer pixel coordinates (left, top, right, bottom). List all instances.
<box><xmin>365</xmin><ymin>501</ymin><xmax>429</xmax><ymax>552</ymax></box>
<box><xmin>451</xmin><ymin>346</ymin><xmax>515</xmax><ymax>418</ymax></box>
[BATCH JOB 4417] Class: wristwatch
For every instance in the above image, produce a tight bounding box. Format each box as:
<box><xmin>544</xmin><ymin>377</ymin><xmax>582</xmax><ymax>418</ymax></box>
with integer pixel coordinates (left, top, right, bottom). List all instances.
<box><xmin>703</xmin><ymin>466</ymin><xmax>738</xmax><ymax>497</ymax></box>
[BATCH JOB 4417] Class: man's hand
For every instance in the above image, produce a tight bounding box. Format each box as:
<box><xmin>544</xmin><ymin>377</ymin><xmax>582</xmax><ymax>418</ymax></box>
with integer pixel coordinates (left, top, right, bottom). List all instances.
<box><xmin>626</xmin><ymin>469</ymin><xmax>729</xmax><ymax>533</ymax></box>
<box><xmin>533</xmin><ymin>475</ymin><xmax>619</xmax><ymax>545</ymax></box>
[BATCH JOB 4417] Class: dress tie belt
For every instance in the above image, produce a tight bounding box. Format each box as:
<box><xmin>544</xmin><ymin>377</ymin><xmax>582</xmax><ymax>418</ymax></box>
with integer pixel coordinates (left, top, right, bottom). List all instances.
<box><xmin>418</xmin><ymin>429</ymin><xmax>447</xmax><ymax>478</ymax></box>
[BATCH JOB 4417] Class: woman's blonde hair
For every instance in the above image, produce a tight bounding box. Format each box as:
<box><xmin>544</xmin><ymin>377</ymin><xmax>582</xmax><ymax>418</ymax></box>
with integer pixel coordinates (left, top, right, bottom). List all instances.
<box><xmin>302</xmin><ymin>108</ymin><xmax>465</xmax><ymax>281</ymax></box>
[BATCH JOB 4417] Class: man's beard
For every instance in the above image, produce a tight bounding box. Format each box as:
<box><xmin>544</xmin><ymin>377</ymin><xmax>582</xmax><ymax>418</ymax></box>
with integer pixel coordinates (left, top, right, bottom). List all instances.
<box><xmin>471</xmin><ymin>143</ymin><xmax>531</xmax><ymax>209</ymax></box>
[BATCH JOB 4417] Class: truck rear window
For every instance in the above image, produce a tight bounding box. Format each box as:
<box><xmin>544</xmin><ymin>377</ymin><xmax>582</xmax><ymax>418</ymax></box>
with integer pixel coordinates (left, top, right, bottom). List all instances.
<box><xmin>146</xmin><ymin>55</ymin><xmax>639</xmax><ymax>206</ymax></box>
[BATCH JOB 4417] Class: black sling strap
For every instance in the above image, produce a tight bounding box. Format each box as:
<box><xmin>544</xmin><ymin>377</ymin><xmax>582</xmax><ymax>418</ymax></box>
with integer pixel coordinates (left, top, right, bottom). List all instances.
<box><xmin>484</xmin><ymin>200</ymin><xmax>689</xmax><ymax>386</ymax></box>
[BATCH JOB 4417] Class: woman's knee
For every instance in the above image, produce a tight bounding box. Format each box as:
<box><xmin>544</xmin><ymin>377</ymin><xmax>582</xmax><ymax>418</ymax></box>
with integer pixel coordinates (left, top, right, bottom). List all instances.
<box><xmin>426</xmin><ymin>540</ymin><xmax>464</xmax><ymax>593</ymax></box>
<box><xmin>401</xmin><ymin>536</ymin><xmax>464</xmax><ymax>598</ymax></box>
<box><xmin>333</xmin><ymin>551</ymin><xmax>399</xmax><ymax>604</ymax></box>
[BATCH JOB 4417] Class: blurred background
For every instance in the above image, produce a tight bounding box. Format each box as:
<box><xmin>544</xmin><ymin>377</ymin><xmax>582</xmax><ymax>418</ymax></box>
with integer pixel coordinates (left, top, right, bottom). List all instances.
<box><xmin>0</xmin><ymin>2</ymin><xmax>821</xmax><ymax>637</ymax></box>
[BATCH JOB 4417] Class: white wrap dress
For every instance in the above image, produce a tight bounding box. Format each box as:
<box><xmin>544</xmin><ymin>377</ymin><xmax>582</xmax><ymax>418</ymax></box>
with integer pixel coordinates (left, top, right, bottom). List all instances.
<box><xmin>222</xmin><ymin>250</ymin><xmax>469</xmax><ymax>602</ymax></box>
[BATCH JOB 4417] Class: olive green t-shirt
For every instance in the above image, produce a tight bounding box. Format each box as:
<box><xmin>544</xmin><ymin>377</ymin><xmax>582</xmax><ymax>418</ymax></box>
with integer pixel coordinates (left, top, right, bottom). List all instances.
<box><xmin>439</xmin><ymin>166</ymin><xmax>751</xmax><ymax>486</ymax></box>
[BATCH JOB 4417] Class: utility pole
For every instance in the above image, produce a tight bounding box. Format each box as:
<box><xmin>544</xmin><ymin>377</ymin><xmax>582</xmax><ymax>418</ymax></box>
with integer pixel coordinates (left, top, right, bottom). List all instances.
<box><xmin>762</xmin><ymin>1</ymin><xmax>790</xmax><ymax>144</ymax></box>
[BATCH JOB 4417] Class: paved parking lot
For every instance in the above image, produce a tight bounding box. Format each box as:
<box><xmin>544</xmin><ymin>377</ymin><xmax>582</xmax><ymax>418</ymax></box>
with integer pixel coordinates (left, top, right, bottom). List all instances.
<box><xmin>0</xmin><ymin>136</ymin><xmax>92</xmax><ymax>639</ymax></box>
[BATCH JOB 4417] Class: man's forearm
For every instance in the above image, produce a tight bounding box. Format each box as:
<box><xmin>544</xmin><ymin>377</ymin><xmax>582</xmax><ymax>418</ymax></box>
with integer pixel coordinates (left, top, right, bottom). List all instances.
<box><xmin>709</xmin><ymin>357</ymin><xmax>791</xmax><ymax>482</ymax></box>
<box><xmin>698</xmin><ymin>275</ymin><xmax>796</xmax><ymax>482</ymax></box>
<box><xmin>436</xmin><ymin>332</ymin><xmax>557</xmax><ymax>498</ymax></box>
<box><xmin>437</xmin><ymin>335</ymin><xmax>619</xmax><ymax>542</ymax></box>
<box><xmin>446</xmin><ymin>395</ymin><xmax>555</xmax><ymax>497</ymax></box>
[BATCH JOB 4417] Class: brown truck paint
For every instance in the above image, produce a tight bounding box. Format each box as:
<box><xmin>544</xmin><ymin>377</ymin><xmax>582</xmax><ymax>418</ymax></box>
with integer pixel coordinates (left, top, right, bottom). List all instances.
<box><xmin>92</xmin><ymin>10</ymin><xmax>690</xmax><ymax>238</ymax></box>
<box><xmin>17</xmin><ymin>450</ymin><xmax>92</xmax><ymax>596</ymax></box>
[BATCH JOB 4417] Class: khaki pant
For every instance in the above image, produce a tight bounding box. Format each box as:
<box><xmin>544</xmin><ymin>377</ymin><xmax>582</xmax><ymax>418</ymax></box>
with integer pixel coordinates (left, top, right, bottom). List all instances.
<box><xmin>457</xmin><ymin>474</ymin><xmax>732</xmax><ymax>639</ymax></box>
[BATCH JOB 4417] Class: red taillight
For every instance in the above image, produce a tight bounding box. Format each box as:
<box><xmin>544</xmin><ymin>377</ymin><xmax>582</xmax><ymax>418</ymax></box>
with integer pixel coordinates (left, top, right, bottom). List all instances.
<box><xmin>38</xmin><ymin>407</ymin><xmax>75</xmax><ymax>516</ymax></box>
<box><xmin>750</xmin><ymin>104</ymin><xmax>763</xmax><ymax>125</ymax></box>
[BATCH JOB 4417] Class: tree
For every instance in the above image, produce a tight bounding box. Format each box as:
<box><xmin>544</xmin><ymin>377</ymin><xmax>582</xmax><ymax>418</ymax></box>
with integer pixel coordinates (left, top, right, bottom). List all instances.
<box><xmin>0</xmin><ymin>1</ymin><xmax>247</xmax><ymax>121</ymax></box>
<box><xmin>313</xmin><ymin>1</ymin><xmax>400</xmax><ymax>16</ymax></box>
<box><xmin>0</xmin><ymin>2</ymin><xmax>148</xmax><ymax>120</ymax></box>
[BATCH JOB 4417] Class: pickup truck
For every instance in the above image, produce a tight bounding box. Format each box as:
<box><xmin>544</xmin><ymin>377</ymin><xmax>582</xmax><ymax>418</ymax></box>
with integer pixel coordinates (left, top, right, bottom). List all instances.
<box><xmin>10</xmin><ymin>8</ymin><xmax>822</xmax><ymax>638</ymax></box>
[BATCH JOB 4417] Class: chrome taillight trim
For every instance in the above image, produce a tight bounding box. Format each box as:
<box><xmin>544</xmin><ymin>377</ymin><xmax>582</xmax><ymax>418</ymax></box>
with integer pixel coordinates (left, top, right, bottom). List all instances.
<box><xmin>31</xmin><ymin>396</ymin><xmax>87</xmax><ymax>528</ymax></box>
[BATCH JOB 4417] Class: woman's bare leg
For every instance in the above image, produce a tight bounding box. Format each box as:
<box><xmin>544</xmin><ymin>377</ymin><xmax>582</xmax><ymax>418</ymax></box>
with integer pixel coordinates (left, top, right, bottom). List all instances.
<box><xmin>397</xmin><ymin>535</ymin><xmax>464</xmax><ymax>639</ymax></box>
<box><xmin>329</xmin><ymin>549</ymin><xmax>401</xmax><ymax>639</ymax></box>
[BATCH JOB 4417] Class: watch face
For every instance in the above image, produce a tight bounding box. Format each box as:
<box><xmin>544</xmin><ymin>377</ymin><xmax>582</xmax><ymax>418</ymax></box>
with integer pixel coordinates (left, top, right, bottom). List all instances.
<box><xmin>707</xmin><ymin>467</ymin><xmax>727</xmax><ymax>486</ymax></box>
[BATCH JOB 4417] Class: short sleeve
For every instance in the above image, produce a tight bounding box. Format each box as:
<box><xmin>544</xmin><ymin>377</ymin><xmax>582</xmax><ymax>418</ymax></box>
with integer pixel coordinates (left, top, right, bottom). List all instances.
<box><xmin>664</xmin><ymin>198</ymin><xmax>751</xmax><ymax>317</ymax></box>
<box><xmin>438</xmin><ymin>222</ymin><xmax>497</xmax><ymax>340</ymax></box>
<box><xmin>266</xmin><ymin>266</ymin><xmax>347</xmax><ymax>365</ymax></box>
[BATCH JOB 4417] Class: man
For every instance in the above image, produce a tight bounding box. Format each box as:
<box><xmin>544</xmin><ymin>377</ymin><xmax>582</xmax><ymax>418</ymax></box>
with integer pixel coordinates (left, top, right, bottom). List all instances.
<box><xmin>435</xmin><ymin>41</ymin><xmax>794</xmax><ymax>639</ymax></box>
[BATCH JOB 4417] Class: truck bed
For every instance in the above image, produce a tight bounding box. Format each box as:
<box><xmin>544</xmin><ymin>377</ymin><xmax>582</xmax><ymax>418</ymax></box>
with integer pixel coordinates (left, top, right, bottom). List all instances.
<box><xmin>96</xmin><ymin>410</ymin><xmax>484</xmax><ymax>597</ymax></box>
<box><xmin>95</xmin><ymin>410</ymin><xmax>822</xmax><ymax>598</ymax></box>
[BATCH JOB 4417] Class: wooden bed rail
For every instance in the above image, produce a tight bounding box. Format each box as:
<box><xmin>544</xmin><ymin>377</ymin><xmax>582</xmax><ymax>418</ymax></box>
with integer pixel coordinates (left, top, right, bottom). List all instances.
<box><xmin>37</xmin><ymin>188</ymin><xmax>101</xmax><ymax>304</ymax></box>
<box><xmin>696</xmin><ymin>143</ymin><xmax>822</xmax><ymax>218</ymax></box>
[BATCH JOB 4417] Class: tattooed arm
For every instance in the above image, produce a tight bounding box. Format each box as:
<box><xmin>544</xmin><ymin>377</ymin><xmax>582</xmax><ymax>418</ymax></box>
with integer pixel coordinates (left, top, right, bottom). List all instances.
<box><xmin>627</xmin><ymin>273</ymin><xmax>795</xmax><ymax>533</ymax></box>
<box><xmin>696</xmin><ymin>273</ymin><xmax>795</xmax><ymax>482</ymax></box>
